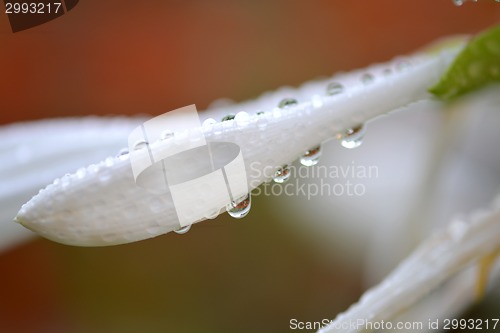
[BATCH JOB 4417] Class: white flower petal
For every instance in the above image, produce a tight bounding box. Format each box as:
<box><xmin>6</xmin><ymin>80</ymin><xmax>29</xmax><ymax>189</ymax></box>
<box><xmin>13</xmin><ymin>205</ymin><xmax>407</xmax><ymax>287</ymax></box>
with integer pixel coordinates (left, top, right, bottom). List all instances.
<box><xmin>15</xmin><ymin>47</ymin><xmax>461</xmax><ymax>246</ymax></box>
<box><xmin>318</xmin><ymin>198</ymin><xmax>500</xmax><ymax>333</ymax></box>
<box><xmin>0</xmin><ymin>117</ymin><xmax>145</xmax><ymax>250</ymax></box>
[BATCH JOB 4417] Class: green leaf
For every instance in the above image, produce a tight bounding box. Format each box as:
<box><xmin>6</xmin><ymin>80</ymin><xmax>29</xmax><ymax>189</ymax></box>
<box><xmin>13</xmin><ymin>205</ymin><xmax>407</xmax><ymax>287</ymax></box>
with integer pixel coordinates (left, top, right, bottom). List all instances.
<box><xmin>429</xmin><ymin>25</ymin><xmax>500</xmax><ymax>101</ymax></box>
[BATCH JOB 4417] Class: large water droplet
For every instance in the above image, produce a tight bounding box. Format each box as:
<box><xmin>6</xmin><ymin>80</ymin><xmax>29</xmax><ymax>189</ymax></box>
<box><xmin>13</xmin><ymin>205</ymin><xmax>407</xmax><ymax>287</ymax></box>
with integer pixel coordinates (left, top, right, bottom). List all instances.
<box><xmin>273</xmin><ymin>165</ymin><xmax>291</xmax><ymax>183</ymax></box>
<box><xmin>326</xmin><ymin>82</ymin><xmax>344</xmax><ymax>96</ymax></box>
<box><xmin>221</xmin><ymin>114</ymin><xmax>235</xmax><ymax>122</ymax></box>
<box><xmin>174</xmin><ymin>224</ymin><xmax>192</xmax><ymax>235</ymax></box>
<box><xmin>453</xmin><ymin>0</ymin><xmax>464</xmax><ymax>6</ymax></box>
<box><xmin>337</xmin><ymin>125</ymin><xmax>366</xmax><ymax>149</ymax></box>
<box><xmin>227</xmin><ymin>193</ymin><xmax>251</xmax><ymax>219</ymax></box>
<box><xmin>278</xmin><ymin>98</ymin><xmax>298</xmax><ymax>109</ymax></box>
<box><xmin>300</xmin><ymin>146</ymin><xmax>322</xmax><ymax>166</ymax></box>
<box><xmin>361</xmin><ymin>73</ymin><xmax>374</xmax><ymax>84</ymax></box>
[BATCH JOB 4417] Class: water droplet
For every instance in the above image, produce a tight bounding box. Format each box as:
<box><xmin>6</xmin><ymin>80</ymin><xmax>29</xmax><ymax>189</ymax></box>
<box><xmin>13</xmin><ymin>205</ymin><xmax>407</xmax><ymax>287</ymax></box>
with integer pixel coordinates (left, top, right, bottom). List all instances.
<box><xmin>311</xmin><ymin>94</ymin><xmax>323</xmax><ymax>108</ymax></box>
<box><xmin>104</xmin><ymin>157</ymin><xmax>114</xmax><ymax>167</ymax></box>
<box><xmin>221</xmin><ymin>114</ymin><xmax>235</xmax><ymax>122</ymax></box>
<box><xmin>453</xmin><ymin>0</ymin><xmax>464</xmax><ymax>6</ymax></box>
<box><xmin>76</xmin><ymin>167</ymin><xmax>86</xmax><ymax>179</ymax></box>
<box><xmin>337</xmin><ymin>125</ymin><xmax>366</xmax><ymax>149</ymax></box>
<box><xmin>227</xmin><ymin>193</ymin><xmax>251</xmax><ymax>219</ymax></box>
<box><xmin>61</xmin><ymin>174</ymin><xmax>71</xmax><ymax>188</ymax></box>
<box><xmin>361</xmin><ymin>73</ymin><xmax>374</xmax><ymax>84</ymax></box>
<box><xmin>161</xmin><ymin>130</ymin><xmax>174</xmax><ymax>140</ymax></box>
<box><xmin>256</xmin><ymin>111</ymin><xmax>265</xmax><ymax>116</ymax></box>
<box><xmin>326</xmin><ymin>82</ymin><xmax>344</xmax><ymax>96</ymax></box>
<box><xmin>134</xmin><ymin>140</ymin><xmax>148</xmax><ymax>151</ymax></box>
<box><xmin>88</xmin><ymin>164</ymin><xmax>99</xmax><ymax>174</ymax></box>
<box><xmin>202</xmin><ymin>118</ymin><xmax>217</xmax><ymax>128</ymax></box>
<box><xmin>174</xmin><ymin>224</ymin><xmax>192</xmax><ymax>235</ymax></box>
<box><xmin>257</xmin><ymin>113</ymin><xmax>268</xmax><ymax>130</ymax></box>
<box><xmin>278</xmin><ymin>98</ymin><xmax>298</xmax><ymax>109</ymax></box>
<box><xmin>273</xmin><ymin>165</ymin><xmax>291</xmax><ymax>183</ymax></box>
<box><xmin>234</xmin><ymin>111</ymin><xmax>250</xmax><ymax>126</ymax></box>
<box><xmin>300</xmin><ymin>146</ymin><xmax>322</xmax><ymax>166</ymax></box>
<box><xmin>117</xmin><ymin>148</ymin><xmax>129</xmax><ymax>160</ymax></box>
<box><xmin>396</xmin><ymin>60</ymin><xmax>411</xmax><ymax>72</ymax></box>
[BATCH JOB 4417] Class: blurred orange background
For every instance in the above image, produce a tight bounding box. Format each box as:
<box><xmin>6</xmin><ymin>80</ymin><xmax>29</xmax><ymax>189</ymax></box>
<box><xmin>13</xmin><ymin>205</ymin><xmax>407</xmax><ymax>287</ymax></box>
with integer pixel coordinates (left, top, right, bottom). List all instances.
<box><xmin>0</xmin><ymin>1</ymin><xmax>499</xmax><ymax>333</ymax></box>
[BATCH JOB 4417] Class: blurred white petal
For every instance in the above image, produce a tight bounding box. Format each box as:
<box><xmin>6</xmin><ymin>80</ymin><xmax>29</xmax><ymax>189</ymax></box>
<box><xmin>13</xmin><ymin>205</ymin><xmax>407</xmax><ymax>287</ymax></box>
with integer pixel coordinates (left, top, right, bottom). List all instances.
<box><xmin>319</xmin><ymin>197</ymin><xmax>500</xmax><ymax>333</ymax></box>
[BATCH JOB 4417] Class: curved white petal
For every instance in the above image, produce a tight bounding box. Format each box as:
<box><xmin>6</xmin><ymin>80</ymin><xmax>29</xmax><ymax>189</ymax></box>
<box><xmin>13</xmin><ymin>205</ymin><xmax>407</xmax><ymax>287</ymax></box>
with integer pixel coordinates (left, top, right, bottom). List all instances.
<box><xmin>0</xmin><ymin>117</ymin><xmax>145</xmax><ymax>250</ymax></box>
<box><xmin>15</xmin><ymin>47</ymin><xmax>460</xmax><ymax>246</ymax></box>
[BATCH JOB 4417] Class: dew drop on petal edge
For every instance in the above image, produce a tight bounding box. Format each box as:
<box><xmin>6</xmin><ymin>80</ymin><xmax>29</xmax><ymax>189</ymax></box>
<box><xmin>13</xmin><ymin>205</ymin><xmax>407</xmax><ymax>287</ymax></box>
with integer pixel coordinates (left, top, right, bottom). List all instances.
<box><xmin>337</xmin><ymin>125</ymin><xmax>366</xmax><ymax>149</ymax></box>
<box><xmin>221</xmin><ymin>114</ymin><xmax>235</xmax><ymax>122</ymax></box>
<box><xmin>174</xmin><ymin>224</ymin><xmax>192</xmax><ymax>235</ymax></box>
<box><xmin>117</xmin><ymin>148</ymin><xmax>129</xmax><ymax>160</ymax></box>
<box><xmin>278</xmin><ymin>98</ymin><xmax>298</xmax><ymax>109</ymax></box>
<box><xmin>361</xmin><ymin>73</ymin><xmax>374</xmax><ymax>84</ymax></box>
<box><xmin>227</xmin><ymin>193</ymin><xmax>251</xmax><ymax>219</ymax></box>
<box><xmin>203</xmin><ymin>118</ymin><xmax>217</xmax><ymax>128</ymax></box>
<box><xmin>326</xmin><ymin>82</ymin><xmax>344</xmax><ymax>96</ymax></box>
<box><xmin>273</xmin><ymin>165</ymin><xmax>291</xmax><ymax>183</ymax></box>
<box><xmin>300</xmin><ymin>145</ymin><xmax>322</xmax><ymax>166</ymax></box>
<box><xmin>396</xmin><ymin>60</ymin><xmax>411</xmax><ymax>72</ymax></box>
<box><xmin>134</xmin><ymin>140</ymin><xmax>148</xmax><ymax>150</ymax></box>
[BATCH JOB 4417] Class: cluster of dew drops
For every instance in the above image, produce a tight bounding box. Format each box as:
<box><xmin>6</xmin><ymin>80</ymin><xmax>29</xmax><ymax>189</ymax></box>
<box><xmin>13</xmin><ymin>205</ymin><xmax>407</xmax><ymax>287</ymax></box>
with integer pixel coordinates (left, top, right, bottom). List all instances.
<box><xmin>209</xmin><ymin>82</ymin><xmax>367</xmax><ymax>231</ymax></box>
<box><xmin>116</xmin><ymin>65</ymin><xmax>408</xmax><ymax>235</ymax></box>
<box><xmin>189</xmin><ymin>75</ymin><xmax>370</xmax><ymax>234</ymax></box>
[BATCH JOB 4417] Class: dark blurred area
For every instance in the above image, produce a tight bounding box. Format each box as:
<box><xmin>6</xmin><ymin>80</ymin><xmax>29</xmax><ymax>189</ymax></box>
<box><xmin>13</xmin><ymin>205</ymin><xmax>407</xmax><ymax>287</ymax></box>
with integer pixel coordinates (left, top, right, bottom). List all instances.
<box><xmin>0</xmin><ymin>1</ymin><xmax>499</xmax><ymax>332</ymax></box>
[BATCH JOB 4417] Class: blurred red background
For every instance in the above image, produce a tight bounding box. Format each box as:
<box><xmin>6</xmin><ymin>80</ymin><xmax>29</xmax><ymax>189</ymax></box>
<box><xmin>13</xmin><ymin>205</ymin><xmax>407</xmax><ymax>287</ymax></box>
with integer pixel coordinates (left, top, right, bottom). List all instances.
<box><xmin>0</xmin><ymin>1</ymin><xmax>499</xmax><ymax>332</ymax></box>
